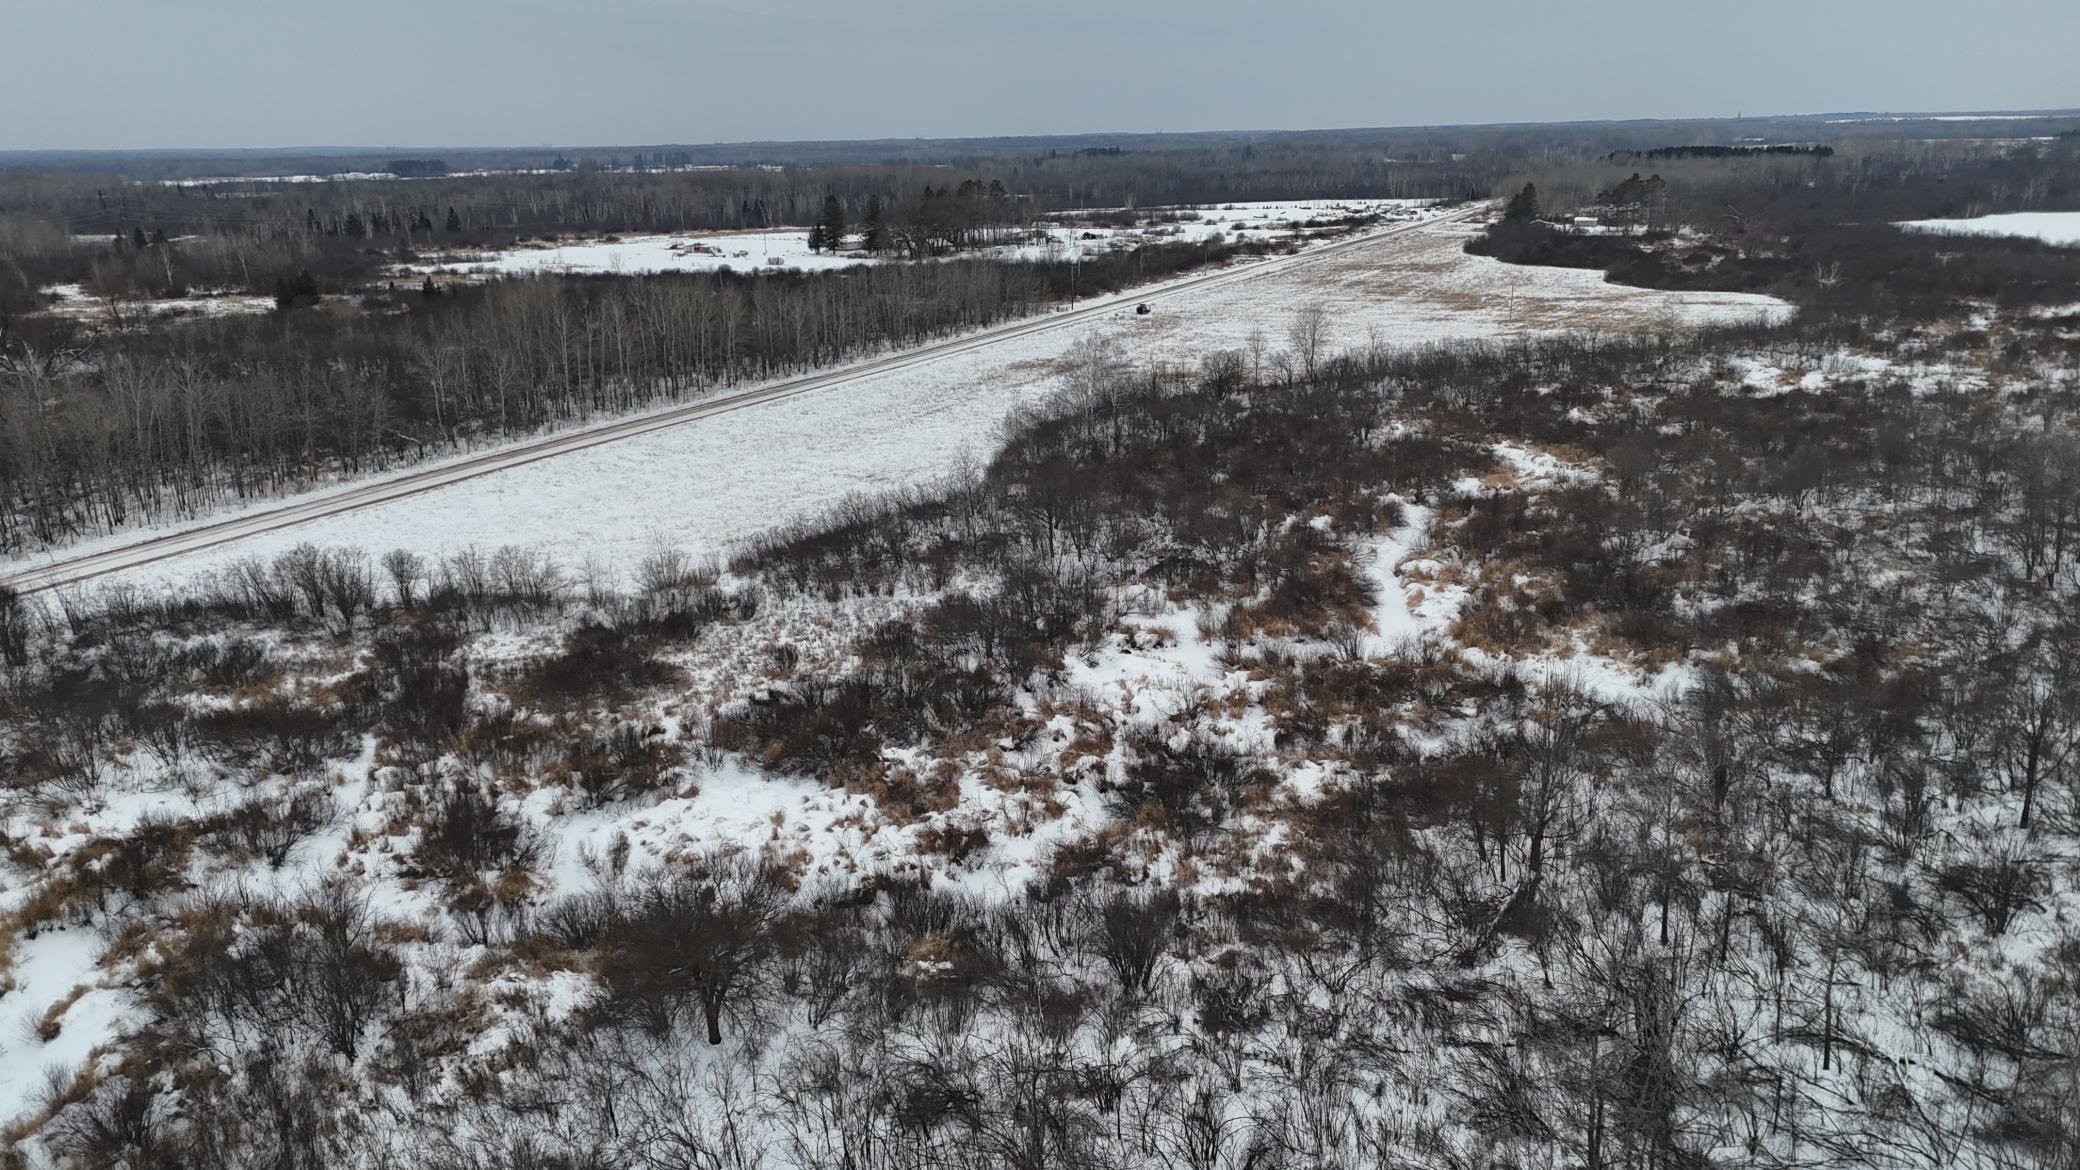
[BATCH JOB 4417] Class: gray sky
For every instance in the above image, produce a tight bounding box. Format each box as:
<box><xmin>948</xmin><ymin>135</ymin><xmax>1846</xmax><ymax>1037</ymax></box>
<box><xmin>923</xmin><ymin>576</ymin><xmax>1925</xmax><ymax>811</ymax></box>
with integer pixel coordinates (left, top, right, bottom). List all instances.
<box><xmin>3</xmin><ymin>0</ymin><xmax>2074</xmax><ymax>150</ymax></box>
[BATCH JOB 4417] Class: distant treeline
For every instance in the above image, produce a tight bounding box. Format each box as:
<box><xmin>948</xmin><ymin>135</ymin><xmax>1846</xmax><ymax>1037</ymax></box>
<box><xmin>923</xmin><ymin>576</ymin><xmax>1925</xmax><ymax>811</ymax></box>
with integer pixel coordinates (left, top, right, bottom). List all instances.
<box><xmin>1605</xmin><ymin>144</ymin><xmax>1835</xmax><ymax>162</ymax></box>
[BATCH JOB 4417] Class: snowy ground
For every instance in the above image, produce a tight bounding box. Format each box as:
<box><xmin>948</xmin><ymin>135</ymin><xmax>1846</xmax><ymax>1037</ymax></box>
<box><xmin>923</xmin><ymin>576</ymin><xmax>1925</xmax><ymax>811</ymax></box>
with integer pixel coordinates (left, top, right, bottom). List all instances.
<box><xmin>34</xmin><ymin>282</ymin><xmax>276</xmax><ymax>324</ymax></box>
<box><xmin>409</xmin><ymin>228</ymin><xmax>876</xmax><ymax>276</ymax></box>
<box><xmin>1898</xmin><ymin>210</ymin><xmax>2080</xmax><ymax>247</ymax></box>
<box><xmin>401</xmin><ymin>200</ymin><xmax>1437</xmax><ymax>277</ymax></box>
<box><xmin>12</xmin><ymin>219</ymin><xmax>1787</xmax><ymax>595</ymax></box>
<box><xmin>0</xmin><ymin>927</ymin><xmax>125</xmax><ymax>1124</ymax></box>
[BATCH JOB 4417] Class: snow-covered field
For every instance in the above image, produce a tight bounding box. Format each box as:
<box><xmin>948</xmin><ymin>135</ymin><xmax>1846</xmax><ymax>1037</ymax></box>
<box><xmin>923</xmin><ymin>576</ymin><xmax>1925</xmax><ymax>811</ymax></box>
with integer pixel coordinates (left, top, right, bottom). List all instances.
<box><xmin>1898</xmin><ymin>210</ymin><xmax>2080</xmax><ymax>247</ymax></box>
<box><xmin>402</xmin><ymin>199</ymin><xmax>1437</xmax><ymax>277</ymax></box>
<box><xmin>410</xmin><ymin>228</ymin><xmax>875</xmax><ymax>276</ymax></box>
<box><xmin>16</xmin><ymin>219</ymin><xmax>1787</xmax><ymax>595</ymax></box>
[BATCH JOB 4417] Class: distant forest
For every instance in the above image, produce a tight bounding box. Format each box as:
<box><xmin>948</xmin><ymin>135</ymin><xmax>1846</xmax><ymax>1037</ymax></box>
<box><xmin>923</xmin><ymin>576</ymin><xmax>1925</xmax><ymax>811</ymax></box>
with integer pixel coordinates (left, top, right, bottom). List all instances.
<box><xmin>1606</xmin><ymin>144</ymin><xmax>1836</xmax><ymax>162</ymax></box>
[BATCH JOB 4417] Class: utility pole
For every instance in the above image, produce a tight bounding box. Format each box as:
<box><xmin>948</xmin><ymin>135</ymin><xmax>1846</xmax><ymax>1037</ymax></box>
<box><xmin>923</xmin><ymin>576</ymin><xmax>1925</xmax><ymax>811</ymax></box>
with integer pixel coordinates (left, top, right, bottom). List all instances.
<box><xmin>1069</xmin><ymin>230</ymin><xmax>1080</xmax><ymax>311</ymax></box>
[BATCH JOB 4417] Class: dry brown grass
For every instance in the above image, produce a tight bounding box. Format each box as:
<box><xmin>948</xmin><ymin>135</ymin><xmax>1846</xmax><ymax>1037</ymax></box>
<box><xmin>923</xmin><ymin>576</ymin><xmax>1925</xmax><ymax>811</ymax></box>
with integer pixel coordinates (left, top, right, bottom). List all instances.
<box><xmin>851</xmin><ymin>762</ymin><xmax>961</xmax><ymax>822</ymax></box>
<box><xmin>913</xmin><ymin>820</ymin><xmax>992</xmax><ymax>863</ymax></box>
<box><xmin>35</xmin><ymin>984</ymin><xmax>90</xmax><ymax>1042</ymax></box>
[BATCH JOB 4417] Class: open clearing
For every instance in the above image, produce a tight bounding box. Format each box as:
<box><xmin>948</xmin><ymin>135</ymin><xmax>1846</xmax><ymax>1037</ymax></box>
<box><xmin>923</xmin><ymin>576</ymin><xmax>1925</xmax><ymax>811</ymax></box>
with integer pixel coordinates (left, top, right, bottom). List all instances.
<box><xmin>1899</xmin><ymin>210</ymin><xmax>2080</xmax><ymax>246</ymax></box>
<box><xmin>2</xmin><ymin>215</ymin><xmax>1786</xmax><ymax>595</ymax></box>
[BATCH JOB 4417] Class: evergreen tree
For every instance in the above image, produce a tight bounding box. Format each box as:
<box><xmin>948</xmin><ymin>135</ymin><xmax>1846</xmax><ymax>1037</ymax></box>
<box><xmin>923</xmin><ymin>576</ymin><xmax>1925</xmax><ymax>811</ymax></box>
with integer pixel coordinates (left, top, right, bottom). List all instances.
<box><xmin>444</xmin><ymin>206</ymin><xmax>462</xmax><ymax>232</ymax></box>
<box><xmin>818</xmin><ymin>195</ymin><xmax>848</xmax><ymax>253</ymax></box>
<box><xmin>808</xmin><ymin>221</ymin><xmax>828</xmax><ymax>253</ymax></box>
<box><xmin>274</xmin><ymin>268</ymin><xmax>320</xmax><ymax>311</ymax></box>
<box><xmin>1504</xmin><ymin>182</ymin><xmax>1541</xmax><ymax>223</ymax></box>
<box><xmin>344</xmin><ymin>213</ymin><xmax>367</xmax><ymax>239</ymax></box>
<box><xmin>861</xmin><ymin>194</ymin><xmax>887</xmax><ymax>252</ymax></box>
<box><xmin>132</xmin><ymin>226</ymin><xmax>148</xmax><ymax>250</ymax></box>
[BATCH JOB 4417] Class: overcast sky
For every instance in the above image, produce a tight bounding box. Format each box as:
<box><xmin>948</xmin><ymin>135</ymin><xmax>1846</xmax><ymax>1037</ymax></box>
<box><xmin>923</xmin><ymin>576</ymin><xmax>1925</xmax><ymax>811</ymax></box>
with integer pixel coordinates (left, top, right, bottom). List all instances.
<box><xmin>3</xmin><ymin>0</ymin><xmax>2074</xmax><ymax>150</ymax></box>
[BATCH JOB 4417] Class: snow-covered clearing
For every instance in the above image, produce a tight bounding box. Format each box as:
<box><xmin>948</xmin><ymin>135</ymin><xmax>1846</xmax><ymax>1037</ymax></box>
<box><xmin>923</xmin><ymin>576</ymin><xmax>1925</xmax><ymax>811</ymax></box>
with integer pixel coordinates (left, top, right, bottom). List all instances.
<box><xmin>411</xmin><ymin>228</ymin><xmax>878</xmax><ymax>276</ymax></box>
<box><xmin>1898</xmin><ymin>210</ymin><xmax>2080</xmax><ymax>247</ymax></box>
<box><xmin>402</xmin><ymin>199</ymin><xmax>1436</xmax><ymax>277</ymax></box>
<box><xmin>15</xmin><ymin>219</ymin><xmax>1787</xmax><ymax>595</ymax></box>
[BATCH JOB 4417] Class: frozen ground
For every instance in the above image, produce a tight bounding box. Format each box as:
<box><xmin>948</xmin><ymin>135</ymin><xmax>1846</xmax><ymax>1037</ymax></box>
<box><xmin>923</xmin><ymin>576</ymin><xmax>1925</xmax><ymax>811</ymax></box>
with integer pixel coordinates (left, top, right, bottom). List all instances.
<box><xmin>1898</xmin><ymin>210</ymin><xmax>2080</xmax><ymax>247</ymax></box>
<box><xmin>14</xmin><ymin>219</ymin><xmax>1787</xmax><ymax>594</ymax></box>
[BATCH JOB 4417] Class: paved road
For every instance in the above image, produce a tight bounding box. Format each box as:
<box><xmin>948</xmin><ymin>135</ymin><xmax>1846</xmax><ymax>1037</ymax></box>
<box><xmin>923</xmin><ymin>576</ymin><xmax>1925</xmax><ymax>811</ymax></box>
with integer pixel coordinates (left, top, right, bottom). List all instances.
<box><xmin>2</xmin><ymin>205</ymin><xmax>1484</xmax><ymax>594</ymax></box>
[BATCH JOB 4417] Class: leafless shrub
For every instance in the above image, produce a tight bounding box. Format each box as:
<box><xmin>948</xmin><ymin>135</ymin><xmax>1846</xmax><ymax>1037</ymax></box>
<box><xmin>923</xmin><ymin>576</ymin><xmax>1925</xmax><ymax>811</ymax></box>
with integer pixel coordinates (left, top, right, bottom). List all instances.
<box><xmin>573</xmin><ymin>854</ymin><xmax>791</xmax><ymax>1044</ymax></box>
<box><xmin>1089</xmin><ymin>886</ymin><xmax>1183</xmax><ymax>997</ymax></box>
<box><xmin>202</xmin><ymin>788</ymin><xmax>337</xmax><ymax>869</ymax></box>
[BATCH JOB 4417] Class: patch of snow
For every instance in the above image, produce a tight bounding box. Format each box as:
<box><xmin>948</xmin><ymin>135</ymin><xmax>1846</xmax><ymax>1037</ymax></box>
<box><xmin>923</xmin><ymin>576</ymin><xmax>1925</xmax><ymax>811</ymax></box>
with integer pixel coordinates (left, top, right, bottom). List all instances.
<box><xmin>1898</xmin><ymin>211</ymin><xmax>2080</xmax><ymax>248</ymax></box>
<box><xmin>0</xmin><ymin>928</ymin><xmax>119</xmax><ymax>1128</ymax></box>
<box><xmin>1361</xmin><ymin>503</ymin><xmax>1464</xmax><ymax>655</ymax></box>
<box><xmin>36</xmin><ymin>282</ymin><xmax>275</xmax><ymax>323</ymax></box>
<box><xmin>411</xmin><ymin>230</ymin><xmax>880</xmax><ymax>276</ymax></box>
